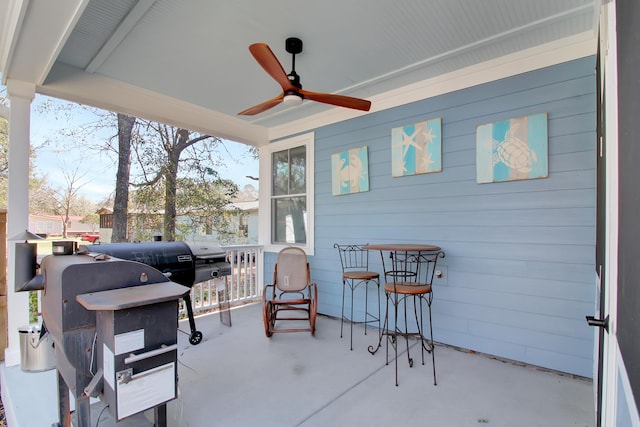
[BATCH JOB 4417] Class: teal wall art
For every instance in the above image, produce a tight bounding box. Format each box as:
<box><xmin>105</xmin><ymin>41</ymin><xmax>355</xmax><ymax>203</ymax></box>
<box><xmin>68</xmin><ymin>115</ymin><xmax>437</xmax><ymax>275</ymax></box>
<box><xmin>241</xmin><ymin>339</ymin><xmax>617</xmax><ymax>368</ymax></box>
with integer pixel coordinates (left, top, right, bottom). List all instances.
<box><xmin>476</xmin><ymin>113</ymin><xmax>548</xmax><ymax>183</ymax></box>
<box><xmin>331</xmin><ymin>146</ymin><xmax>370</xmax><ymax>195</ymax></box>
<box><xmin>391</xmin><ymin>118</ymin><xmax>442</xmax><ymax>177</ymax></box>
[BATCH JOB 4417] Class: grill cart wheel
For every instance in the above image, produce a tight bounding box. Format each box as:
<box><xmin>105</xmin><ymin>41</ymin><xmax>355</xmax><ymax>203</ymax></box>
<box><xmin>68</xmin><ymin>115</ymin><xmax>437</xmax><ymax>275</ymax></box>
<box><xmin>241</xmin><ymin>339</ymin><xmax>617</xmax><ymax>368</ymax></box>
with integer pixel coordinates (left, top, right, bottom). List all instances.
<box><xmin>189</xmin><ymin>330</ymin><xmax>203</xmax><ymax>345</ymax></box>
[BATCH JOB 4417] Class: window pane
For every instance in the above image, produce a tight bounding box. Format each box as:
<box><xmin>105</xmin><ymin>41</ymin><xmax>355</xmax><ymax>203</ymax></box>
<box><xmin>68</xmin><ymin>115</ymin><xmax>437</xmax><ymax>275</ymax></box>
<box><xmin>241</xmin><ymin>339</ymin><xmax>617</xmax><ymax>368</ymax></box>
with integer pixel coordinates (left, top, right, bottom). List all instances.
<box><xmin>272</xmin><ymin>196</ymin><xmax>307</xmax><ymax>244</ymax></box>
<box><xmin>272</xmin><ymin>150</ymin><xmax>290</xmax><ymax>196</ymax></box>
<box><xmin>289</xmin><ymin>145</ymin><xmax>306</xmax><ymax>194</ymax></box>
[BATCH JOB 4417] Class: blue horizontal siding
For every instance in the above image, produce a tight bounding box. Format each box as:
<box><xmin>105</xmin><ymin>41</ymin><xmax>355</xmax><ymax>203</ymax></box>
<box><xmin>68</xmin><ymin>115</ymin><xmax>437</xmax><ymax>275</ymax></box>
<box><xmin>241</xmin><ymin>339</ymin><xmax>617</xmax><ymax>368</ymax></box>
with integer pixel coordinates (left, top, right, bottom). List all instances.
<box><xmin>267</xmin><ymin>56</ymin><xmax>596</xmax><ymax>377</ymax></box>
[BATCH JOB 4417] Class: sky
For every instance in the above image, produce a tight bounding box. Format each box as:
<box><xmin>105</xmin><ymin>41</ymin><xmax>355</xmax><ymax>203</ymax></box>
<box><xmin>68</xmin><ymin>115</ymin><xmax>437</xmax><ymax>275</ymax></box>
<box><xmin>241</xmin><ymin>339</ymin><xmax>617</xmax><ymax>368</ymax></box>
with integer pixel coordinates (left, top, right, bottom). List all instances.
<box><xmin>29</xmin><ymin>95</ymin><xmax>259</xmax><ymax>204</ymax></box>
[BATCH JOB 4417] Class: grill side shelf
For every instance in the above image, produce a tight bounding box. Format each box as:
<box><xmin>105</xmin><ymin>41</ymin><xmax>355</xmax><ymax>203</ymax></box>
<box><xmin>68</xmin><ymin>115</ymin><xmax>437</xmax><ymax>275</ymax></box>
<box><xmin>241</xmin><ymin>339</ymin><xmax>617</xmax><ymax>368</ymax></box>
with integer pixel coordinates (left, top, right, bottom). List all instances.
<box><xmin>76</xmin><ymin>281</ymin><xmax>190</xmax><ymax>311</ymax></box>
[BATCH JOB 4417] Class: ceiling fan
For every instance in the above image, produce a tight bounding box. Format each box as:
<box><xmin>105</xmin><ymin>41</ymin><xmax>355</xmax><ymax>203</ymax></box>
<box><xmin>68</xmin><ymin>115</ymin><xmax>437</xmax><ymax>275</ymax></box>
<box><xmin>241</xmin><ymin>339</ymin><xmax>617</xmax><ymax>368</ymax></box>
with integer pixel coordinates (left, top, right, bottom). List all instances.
<box><xmin>238</xmin><ymin>37</ymin><xmax>372</xmax><ymax>116</ymax></box>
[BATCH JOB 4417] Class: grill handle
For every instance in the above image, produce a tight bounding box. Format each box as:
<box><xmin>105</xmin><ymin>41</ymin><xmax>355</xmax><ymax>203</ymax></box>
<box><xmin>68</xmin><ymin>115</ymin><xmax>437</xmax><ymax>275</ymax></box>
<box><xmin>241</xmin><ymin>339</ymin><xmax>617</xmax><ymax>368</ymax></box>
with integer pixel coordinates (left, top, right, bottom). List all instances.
<box><xmin>124</xmin><ymin>344</ymin><xmax>178</xmax><ymax>364</ymax></box>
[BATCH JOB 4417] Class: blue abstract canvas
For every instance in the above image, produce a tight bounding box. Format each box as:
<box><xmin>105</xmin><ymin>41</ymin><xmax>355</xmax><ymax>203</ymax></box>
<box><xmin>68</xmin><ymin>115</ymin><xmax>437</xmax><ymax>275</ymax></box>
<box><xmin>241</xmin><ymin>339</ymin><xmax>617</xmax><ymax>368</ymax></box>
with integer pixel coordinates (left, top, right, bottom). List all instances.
<box><xmin>331</xmin><ymin>146</ymin><xmax>370</xmax><ymax>196</ymax></box>
<box><xmin>391</xmin><ymin>118</ymin><xmax>442</xmax><ymax>177</ymax></box>
<box><xmin>476</xmin><ymin>113</ymin><xmax>548</xmax><ymax>183</ymax></box>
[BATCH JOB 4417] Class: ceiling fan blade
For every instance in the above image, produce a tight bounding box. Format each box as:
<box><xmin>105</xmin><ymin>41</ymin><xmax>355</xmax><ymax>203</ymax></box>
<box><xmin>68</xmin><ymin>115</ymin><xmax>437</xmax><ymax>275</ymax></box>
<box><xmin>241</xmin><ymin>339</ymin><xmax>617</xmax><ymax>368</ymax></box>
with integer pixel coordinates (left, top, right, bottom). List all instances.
<box><xmin>300</xmin><ymin>89</ymin><xmax>371</xmax><ymax>112</ymax></box>
<box><xmin>238</xmin><ymin>93</ymin><xmax>284</xmax><ymax>116</ymax></box>
<box><xmin>249</xmin><ymin>43</ymin><xmax>295</xmax><ymax>91</ymax></box>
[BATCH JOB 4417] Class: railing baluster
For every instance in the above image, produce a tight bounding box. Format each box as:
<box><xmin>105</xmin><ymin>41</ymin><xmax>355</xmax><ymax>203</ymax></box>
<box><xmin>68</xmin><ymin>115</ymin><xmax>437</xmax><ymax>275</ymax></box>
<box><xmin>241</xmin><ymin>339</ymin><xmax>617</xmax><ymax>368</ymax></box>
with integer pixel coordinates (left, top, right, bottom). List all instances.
<box><xmin>180</xmin><ymin>245</ymin><xmax>263</xmax><ymax>318</ymax></box>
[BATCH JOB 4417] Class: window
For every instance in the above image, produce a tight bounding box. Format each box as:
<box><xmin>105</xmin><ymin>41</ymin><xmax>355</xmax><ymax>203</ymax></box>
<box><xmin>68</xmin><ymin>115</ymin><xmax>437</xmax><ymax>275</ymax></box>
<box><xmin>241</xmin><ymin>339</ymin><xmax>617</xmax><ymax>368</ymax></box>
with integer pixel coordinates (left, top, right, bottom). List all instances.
<box><xmin>272</xmin><ymin>145</ymin><xmax>307</xmax><ymax>244</ymax></box>
<box><xmin>203</xmin><ymin>217</ymin><xmax>213</xmax><ymax>235</ymax></box>
<box><xmin>239</xmin><ymin>214</ymin><xmax>248</xmax><ymax>237</ymax></box>
<box><xmin>259</xmin><ymin>132</ymin><xmax>314</xmax><ymax>254</ymax></box>
<box><xmin>100</xmin><ymin>213</ymin><xmax>113</xmax><ymax>229</ymax></box>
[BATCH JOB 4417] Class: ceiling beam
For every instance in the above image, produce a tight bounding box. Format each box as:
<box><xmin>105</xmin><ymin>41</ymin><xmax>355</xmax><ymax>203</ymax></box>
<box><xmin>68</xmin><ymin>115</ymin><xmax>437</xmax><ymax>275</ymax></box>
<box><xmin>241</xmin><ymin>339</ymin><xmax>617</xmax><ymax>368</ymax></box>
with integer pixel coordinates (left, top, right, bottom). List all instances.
<box><xmin>0</xmin><ymin>0</ymin><xmax>29</xmax><ymax>85</ymax></box>
<box><xmin>42</xmin><ymin>62</ymin><xmax>269</xmax><ymax>147</ymax></box>
<box><xmin>86</xmin><ymin>0</ymin><xmax>157</xmax><ymax>73</ymax></box>
<box><xmin>1</xmin><ymin>0</ymin><xmax>89</xmax><ymax>86</ymax></box>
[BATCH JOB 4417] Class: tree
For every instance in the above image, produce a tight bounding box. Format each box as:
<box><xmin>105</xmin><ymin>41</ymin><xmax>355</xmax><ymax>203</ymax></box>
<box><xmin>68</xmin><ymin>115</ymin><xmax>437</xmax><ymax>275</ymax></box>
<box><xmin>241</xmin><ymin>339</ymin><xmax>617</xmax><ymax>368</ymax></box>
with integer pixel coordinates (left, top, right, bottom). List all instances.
<box><xmin>131</xmin><ymin>123</ymin><xmax>230</xmax><ymax>241</ymax></box>
<box><xmin>80</xmin><ymin>212</ymin><xmax>100</xmax><ymax>232</ymax></box>
<box><xmin>29</xmin><ymin>163</ymin><xmax>98</xmax><ymax>236</ymax></box>
<box><xmin>1</xmin><ymin>95</ymin><xmax>58</xmax><ymax>211</ymax></box>
<box><xmin>129</xmin><ymin>175</ymin><xmax>238</xmax><ymax>242</ymax></box>
<box><xmin>236</xmin><ymin>183</ymin><xmax>259</xmax><ymax>202</ymax></box>
<box><xmin>112</xmin><ymin>114</ymin><xmax>135</xmax><ymax>242</ymax></box>
<box><xmin>174</xmin><ymin>175</ymin><xmax>238</xmax><ymax>243</ymax></box>
<box><xmin>50</xmin><ymin>163</ymin><xmax>90</xmax><ymax>238</ymax></box>
<box><xmin>29</xmin><ymin>98</ymin><xmax>250</xmax><ymax>242</ymax></box>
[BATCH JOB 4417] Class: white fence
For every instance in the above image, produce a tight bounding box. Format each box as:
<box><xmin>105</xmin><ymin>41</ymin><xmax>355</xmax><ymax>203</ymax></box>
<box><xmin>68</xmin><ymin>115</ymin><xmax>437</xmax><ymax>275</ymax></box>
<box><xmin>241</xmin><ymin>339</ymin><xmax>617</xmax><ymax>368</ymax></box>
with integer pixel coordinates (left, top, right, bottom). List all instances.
<box><xmin>184</xmin><ymin>245</ymin><xmax>263</xmax><ymax>316</ymax></box>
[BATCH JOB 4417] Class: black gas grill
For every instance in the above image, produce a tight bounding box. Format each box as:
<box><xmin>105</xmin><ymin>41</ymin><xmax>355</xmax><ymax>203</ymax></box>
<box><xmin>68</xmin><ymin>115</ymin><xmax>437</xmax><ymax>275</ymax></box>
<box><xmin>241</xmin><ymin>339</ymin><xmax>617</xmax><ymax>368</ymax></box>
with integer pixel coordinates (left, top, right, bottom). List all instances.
<box><xmin>83</xmin><ymin>241</ymin><xmax>231</xmax><ymax>345</ymax></box>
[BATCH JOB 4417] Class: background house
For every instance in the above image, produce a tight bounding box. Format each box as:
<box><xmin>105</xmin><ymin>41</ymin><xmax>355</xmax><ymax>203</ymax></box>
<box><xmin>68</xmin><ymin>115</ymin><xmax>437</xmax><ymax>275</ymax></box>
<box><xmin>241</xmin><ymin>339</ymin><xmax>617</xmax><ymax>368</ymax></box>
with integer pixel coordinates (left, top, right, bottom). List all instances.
<box><xmin>230</xmin><ymin>200</ymin><xmax>259</xmax><ymax>244</ymax></box>
<box><xmin>28</xmin><ymin>214</ymin><xmax>97</xmax><ymax>238</ymax></box>
<box><xmin>28</xmin><ymin>214</ymin><xmax>62</xmax><ymax>238</ymax></box>
<box><xmin>97</xmin><ymin>202</ymin><xmax>258</xmax><ymax>244</ymax></box>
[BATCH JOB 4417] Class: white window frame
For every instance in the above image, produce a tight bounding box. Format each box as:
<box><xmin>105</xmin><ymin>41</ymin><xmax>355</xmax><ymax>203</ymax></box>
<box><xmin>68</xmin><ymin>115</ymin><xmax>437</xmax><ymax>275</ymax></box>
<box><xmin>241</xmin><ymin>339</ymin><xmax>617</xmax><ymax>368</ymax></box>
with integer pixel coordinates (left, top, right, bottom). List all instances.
<box><xmin>258</xmin><ymin>131</ymin><xmax>314</xmax><ymax>255</ymax></box>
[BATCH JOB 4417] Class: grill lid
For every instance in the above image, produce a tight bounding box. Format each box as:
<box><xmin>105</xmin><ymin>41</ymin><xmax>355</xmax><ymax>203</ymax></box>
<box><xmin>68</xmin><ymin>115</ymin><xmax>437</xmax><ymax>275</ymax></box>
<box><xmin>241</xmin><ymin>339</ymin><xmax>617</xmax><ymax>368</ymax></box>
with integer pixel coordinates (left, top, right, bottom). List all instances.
<box><xmin>185</xmin><ymin>243</ymin><xmax>226</xmax><ymax>259</ymax></box>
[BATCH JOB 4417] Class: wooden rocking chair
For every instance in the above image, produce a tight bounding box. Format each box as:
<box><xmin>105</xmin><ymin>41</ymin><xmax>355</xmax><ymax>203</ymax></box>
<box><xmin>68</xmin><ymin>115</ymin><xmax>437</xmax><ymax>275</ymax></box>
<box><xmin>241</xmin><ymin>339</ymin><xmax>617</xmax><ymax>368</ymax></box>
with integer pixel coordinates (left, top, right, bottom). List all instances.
<box><xmin>262</xmin><ymin>247</ymin><xmax>318</xmax><ymax>336</ymax></box>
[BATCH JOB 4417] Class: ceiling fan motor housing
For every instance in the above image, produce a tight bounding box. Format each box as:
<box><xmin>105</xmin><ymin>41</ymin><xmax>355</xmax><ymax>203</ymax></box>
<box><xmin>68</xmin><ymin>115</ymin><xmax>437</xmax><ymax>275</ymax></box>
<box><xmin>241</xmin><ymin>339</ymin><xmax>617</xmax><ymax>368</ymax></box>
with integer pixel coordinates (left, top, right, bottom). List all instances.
<box><xmin>285</xmin><ymin>37</ymin><xmax>303</xmax><ymax>55</ymax></box>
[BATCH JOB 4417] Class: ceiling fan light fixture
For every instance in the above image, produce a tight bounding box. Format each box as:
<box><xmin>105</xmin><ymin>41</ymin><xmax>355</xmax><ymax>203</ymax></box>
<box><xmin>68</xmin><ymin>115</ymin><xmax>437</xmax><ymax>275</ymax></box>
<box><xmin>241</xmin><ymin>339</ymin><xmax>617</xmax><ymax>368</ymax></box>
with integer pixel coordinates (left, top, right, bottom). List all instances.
<box><xmin>283</xmin><ymin>93</ymin><xmax>303</xmax><ymax>107</ymax></box>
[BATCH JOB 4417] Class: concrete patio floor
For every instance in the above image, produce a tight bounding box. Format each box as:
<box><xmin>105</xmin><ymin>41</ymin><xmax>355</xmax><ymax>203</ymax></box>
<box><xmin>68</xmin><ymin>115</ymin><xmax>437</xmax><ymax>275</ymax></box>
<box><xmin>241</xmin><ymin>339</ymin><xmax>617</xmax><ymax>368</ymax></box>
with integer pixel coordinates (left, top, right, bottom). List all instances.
<box><xmin>1</xmin><ymin>303</ymin><xmax>595</xmax><ymax>426</ymax></box>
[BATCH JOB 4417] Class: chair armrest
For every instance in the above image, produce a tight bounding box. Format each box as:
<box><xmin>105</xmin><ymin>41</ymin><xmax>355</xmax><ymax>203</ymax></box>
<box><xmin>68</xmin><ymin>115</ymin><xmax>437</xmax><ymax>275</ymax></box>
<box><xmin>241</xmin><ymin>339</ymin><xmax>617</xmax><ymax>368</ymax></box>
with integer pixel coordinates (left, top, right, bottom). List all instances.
<box><xmin>263</xmin><ymin>283</ymin><xmax>275</xmax><ymax>298</ymax></box>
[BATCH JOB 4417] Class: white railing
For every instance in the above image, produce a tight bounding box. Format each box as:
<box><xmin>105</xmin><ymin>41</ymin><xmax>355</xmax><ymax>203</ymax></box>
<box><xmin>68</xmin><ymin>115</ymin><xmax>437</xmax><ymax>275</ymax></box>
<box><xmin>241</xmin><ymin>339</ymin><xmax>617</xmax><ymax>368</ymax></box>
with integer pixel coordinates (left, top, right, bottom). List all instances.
<box><xmin>185</xmin><ymin>245</ymin><xmax>263</xmax><ymax>316</ymax></box>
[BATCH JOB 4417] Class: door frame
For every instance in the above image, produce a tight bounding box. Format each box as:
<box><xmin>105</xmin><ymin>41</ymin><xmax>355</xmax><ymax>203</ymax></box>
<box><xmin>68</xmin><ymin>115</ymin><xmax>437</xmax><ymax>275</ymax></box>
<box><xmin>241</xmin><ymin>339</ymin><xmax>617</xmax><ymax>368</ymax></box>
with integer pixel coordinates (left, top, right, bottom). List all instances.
<box><xmin>599</xmin><ymin>1</ymin><xmax>619</xmax><ymax>423</ymax></box>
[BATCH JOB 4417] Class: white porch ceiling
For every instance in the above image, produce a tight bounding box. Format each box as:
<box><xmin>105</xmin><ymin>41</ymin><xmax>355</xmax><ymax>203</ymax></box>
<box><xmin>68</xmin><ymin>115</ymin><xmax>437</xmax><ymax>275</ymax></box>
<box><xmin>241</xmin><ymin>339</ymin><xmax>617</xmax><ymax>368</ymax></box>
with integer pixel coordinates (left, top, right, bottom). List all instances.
<box><xmin>1</xmin><ymin>0</ymin><xmax>598</xmax><ymax>146</ymax></box>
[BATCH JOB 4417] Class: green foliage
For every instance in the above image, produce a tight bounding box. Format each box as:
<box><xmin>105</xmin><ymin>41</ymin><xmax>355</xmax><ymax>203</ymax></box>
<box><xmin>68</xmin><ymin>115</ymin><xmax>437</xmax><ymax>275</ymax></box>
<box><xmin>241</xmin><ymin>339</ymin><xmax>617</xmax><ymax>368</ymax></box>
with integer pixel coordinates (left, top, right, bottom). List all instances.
<box><xmin>29</xmin><ymin>291</ymin><xmax>39</xmax><ymax>324</ymax></box>
<box><xmin>80</xmin><ymin>212</ymin><xmax>100</xmax><ymax>230</ymax></box>
<box><xmin>130</xmin><ymin>174</ymin><xmax>239</xmax><ymax>242</ymax></box>
<box><xmin>1</xmin><ymin>93</ymin><xmax>249</xmax><ymax>240</ymax></box>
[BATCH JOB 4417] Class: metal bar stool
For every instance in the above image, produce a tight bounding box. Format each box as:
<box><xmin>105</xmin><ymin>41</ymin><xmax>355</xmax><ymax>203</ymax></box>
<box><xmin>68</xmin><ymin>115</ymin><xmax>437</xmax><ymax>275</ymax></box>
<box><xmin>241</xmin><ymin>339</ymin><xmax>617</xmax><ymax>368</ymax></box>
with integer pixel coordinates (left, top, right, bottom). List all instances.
<box><xmin>367</xmin><ymin>246</ymin><xmax>445</xmax><ymax>386</ymax></box>
<box><xmin>334</xmin><ymin>244</ymin><xmax>381</xmax><ymax>350</ymax></box>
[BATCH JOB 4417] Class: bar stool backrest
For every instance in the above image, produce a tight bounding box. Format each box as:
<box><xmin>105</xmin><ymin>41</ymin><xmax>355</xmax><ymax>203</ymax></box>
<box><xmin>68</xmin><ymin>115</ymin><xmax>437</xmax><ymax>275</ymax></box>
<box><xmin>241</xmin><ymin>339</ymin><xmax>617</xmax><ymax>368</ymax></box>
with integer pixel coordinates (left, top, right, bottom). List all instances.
<box><xmin>334</xmin><ymin>243</ymin><xmax>372</xmax><ymax>273</ymax></box>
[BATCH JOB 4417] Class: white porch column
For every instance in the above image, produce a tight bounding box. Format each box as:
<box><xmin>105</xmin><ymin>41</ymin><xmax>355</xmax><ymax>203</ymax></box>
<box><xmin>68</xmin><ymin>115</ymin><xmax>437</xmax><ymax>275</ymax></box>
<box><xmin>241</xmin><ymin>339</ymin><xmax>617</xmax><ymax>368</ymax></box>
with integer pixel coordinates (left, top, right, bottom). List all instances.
<box><xmin>4</xmin><ymin>79</ymin><xmax>35</xmax><ymax>366</ymax></box>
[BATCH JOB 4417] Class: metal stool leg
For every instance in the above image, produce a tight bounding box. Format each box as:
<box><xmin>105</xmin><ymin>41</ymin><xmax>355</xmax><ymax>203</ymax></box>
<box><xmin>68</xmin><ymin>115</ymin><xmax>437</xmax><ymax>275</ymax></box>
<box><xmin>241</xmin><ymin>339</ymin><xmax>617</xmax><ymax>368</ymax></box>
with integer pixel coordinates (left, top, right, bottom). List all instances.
<box><xmin>364</xmin><ymin>278</ymin><xmax>381</xmax><ymax>336</ymax></box>
<box><xmin>340</xmin><ymin>280</ymin><xmax>346</xmax><ymax>339</ymax></box>
<box><xmin>376</xmin><ymin>280</ymin><xmax>381</xmax><ymax>331</ymax></box>
<box><xmin>413</xmin><ymin>294</ymin><xmax>437</xmax><ymax>386</ymax></box>
<box><xmin>394</xmin><ymin>292</ymin><xmax>400</xmax><ymax>386</ymax></box>
<box><xmin>350</xmin><ymin>281</ymin><xmax>355</xmax><ymax>350</ymax></box>
<box><xmin>368</xmin><ymin>288</ymin><xmax>387</xmax><ymax>356</ymax></box>
<box><xmin>364</xmin><ymin>280</ymin><xmax>369</xmax><ymax>336</ymax></box>
<box><xmin>428</xmin><ymin>299</ymin><xmax>437</xmax><ymax>385</ymax></box>
<box><xmin>404</xmin><ymin>295</ymin><xmax>412</xmax><ymax>369</ymax></box>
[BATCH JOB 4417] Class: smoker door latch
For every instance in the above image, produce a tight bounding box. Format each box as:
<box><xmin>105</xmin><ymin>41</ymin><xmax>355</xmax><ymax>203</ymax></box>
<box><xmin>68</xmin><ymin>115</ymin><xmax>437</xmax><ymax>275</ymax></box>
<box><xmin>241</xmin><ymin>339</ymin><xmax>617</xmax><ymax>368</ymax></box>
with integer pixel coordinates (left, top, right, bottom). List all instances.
<box><xmin>586</xmin><ymin>315</ymin><xmax>609</xmax><ymax>333</ymax></box>
<box><xmin>117</xmin><ymin>368</ymin><xmax>134</xmax><ymax>385</ymax></box>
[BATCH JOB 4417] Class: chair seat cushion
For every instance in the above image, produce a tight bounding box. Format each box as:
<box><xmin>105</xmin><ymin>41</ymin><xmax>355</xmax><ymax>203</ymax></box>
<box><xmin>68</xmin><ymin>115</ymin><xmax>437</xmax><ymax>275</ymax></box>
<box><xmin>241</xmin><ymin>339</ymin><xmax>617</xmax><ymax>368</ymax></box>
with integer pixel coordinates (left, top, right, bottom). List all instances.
<box><xmin>384</xmin><ymin>281</ymin><xmax>432</xmax><ymax>295</ymax></box>
<box><xmin>343</xmin><ymin>270</ymin><xmax>380</xmax><ymax>280</ymax></box>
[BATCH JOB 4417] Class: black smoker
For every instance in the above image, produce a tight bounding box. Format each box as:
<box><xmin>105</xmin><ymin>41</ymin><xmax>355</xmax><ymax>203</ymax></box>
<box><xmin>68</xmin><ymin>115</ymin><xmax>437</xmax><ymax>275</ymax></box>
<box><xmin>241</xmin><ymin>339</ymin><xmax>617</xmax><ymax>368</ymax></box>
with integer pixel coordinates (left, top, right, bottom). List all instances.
<box><xmin>83</xmin><ymin>241</ymin><xmax>231</xmax><ymax>345</ymax></box>
<box><xmin>32</xmin><ymin>253</ymin><xmax>189</xmax><ymax>426</ymax></box>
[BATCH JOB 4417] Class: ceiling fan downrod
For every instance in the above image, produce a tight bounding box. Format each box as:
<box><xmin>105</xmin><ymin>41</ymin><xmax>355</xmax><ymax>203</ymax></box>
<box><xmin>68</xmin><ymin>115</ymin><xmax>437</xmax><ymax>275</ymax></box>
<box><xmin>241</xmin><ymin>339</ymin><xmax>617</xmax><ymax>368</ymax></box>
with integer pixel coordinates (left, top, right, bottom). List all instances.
<box><xmin>286</xmin><ymin>37</ymin><xmax>303</xmax><ymax>88</ymax></box>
